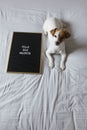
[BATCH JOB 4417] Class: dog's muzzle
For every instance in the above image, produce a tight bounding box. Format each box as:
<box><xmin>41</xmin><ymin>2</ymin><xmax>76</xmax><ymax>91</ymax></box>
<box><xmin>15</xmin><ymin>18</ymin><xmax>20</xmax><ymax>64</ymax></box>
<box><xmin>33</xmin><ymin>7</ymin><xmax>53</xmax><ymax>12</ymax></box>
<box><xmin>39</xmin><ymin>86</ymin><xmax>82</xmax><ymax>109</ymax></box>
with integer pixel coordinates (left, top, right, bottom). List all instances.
<box><xmin>56</xmin><ymin>42</ymin><xmax>60</xmax><ymax>46</ymax></box>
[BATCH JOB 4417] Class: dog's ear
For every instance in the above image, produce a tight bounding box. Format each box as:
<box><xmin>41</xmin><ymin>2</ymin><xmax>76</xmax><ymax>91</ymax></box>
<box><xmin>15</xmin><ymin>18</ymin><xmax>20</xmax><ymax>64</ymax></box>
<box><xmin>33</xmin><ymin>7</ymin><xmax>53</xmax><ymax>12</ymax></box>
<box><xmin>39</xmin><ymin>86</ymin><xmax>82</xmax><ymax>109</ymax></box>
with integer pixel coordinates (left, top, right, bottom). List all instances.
<box><xmin>50</xmin><ymin>28</ymin><xmax>57</xmax><ymax>36</ymax></box>
<box><xmin>59</xmin><ymin>29</ymin><xmax>70</xmax><ymax>42</ymax></box>
<box><xmin>59</xmin><ymin>29</ymin><xmax>70</xmax><ymax>41</ymax></box>
<box><xmin>62</xmin><ymin>29</ymin><xmax>71</xmax><ymax>39</ymax></box>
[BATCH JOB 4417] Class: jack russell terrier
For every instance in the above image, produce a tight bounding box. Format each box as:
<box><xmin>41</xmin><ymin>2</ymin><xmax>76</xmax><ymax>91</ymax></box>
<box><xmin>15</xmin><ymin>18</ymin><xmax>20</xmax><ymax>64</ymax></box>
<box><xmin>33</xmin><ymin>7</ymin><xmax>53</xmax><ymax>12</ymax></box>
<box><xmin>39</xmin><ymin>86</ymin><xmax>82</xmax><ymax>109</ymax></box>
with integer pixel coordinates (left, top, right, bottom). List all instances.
<box><xmin>43</xmin><ymin>17</ymin><xmax>70</xmax><ymax>70</ymax></box>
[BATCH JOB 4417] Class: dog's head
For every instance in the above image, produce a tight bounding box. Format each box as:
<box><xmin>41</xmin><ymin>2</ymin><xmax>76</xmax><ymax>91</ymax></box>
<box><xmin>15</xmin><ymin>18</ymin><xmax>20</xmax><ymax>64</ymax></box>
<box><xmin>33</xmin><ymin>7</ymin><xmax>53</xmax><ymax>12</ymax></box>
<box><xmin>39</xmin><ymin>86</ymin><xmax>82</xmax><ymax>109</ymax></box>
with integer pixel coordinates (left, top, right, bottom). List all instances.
<box><xmin>50</xmin><ymin>28</ymin><xmax>70</xmax><ymax>45</ymax></box>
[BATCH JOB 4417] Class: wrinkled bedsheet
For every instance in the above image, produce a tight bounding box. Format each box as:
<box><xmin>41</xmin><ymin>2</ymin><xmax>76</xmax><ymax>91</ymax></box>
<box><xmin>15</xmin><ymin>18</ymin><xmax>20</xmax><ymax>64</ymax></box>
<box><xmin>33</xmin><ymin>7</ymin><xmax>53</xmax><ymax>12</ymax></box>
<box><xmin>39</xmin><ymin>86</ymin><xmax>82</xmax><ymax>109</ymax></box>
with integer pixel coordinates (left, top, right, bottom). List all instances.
<box><xmin>0</xmin><ymin>8</ymin><xmax>87</xmax><ymax>130</ymax></box>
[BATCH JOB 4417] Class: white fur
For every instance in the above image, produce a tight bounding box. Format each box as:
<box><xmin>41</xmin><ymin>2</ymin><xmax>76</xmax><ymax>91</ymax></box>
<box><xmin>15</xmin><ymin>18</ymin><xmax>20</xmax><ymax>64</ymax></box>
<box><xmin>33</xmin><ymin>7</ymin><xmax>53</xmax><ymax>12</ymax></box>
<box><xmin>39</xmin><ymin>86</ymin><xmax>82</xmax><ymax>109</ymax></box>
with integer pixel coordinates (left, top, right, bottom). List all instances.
<box><xmin>43</xmin><ymin>17</ymin><xmax>67</xmax><ymax>70</ymax></box>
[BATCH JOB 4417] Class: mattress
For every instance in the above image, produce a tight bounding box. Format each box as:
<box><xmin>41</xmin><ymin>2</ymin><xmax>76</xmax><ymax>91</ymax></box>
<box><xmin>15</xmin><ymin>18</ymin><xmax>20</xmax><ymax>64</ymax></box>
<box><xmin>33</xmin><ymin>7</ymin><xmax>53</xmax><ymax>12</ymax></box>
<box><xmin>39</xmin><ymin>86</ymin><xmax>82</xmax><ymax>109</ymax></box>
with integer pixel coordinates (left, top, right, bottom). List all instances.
<box><xmin>0</xmin><ymin>8</ymin><xmax>87</xmax><ymax>130</ymax></box>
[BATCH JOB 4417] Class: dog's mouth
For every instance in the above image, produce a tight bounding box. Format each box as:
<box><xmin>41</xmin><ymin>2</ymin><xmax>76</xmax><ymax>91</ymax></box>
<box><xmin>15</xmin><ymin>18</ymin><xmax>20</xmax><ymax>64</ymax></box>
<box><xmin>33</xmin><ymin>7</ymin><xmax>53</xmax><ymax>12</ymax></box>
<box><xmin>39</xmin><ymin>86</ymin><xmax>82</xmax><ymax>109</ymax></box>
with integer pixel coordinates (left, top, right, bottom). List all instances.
<box><xmin>56</xmin><ymin>41</ymin><xmax>60</xmax><ymax>46</ymax></box>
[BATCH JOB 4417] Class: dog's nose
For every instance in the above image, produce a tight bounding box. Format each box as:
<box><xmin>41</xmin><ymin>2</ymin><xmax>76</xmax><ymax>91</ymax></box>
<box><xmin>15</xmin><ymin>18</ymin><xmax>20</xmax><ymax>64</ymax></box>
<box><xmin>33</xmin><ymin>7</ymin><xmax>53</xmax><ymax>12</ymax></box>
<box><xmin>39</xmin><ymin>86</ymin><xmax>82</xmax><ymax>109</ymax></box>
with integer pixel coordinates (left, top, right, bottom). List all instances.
<box><xmin>56</xmin><ymin>42</ymin><xmax>60</xmax><ymax>45</ymax></box>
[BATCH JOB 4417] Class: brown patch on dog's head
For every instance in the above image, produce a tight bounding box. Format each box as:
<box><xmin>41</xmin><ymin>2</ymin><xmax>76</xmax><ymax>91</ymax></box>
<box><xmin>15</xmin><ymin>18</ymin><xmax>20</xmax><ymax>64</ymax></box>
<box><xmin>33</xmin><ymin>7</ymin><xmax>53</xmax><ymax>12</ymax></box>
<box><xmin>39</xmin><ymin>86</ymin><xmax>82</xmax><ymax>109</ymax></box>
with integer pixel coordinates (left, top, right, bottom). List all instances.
<box><xmin>59</xmin><ymin>29</ymin><xmax>70</xmax><ymax>42</ymax></box>
<box><xmin>50</xmin><ymin>28</ymin><xmax>58</xmax><ymax>36</ymax></box>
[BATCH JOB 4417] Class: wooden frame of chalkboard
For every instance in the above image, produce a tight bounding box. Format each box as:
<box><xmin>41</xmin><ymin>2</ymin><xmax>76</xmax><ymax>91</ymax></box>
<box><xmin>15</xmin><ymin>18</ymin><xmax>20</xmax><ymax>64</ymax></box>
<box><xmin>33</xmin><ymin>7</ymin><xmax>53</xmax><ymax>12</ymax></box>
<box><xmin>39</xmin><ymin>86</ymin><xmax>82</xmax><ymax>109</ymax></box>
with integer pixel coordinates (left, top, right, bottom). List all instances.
<box><xmin>6</xmin><ymin>32</ymin><xmax>42</xmax><ymax>74</ymax></box>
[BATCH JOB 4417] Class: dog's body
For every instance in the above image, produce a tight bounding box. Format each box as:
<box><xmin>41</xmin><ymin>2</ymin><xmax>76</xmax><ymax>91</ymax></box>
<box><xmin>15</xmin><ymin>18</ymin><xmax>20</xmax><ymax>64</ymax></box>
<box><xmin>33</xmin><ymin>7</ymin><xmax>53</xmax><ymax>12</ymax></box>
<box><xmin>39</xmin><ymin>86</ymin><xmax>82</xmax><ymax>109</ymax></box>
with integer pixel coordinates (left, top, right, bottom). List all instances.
<box><xmin>43</xmin><ymin>17</ymin><xmax>70</xmax><ymax>70</ymax></box>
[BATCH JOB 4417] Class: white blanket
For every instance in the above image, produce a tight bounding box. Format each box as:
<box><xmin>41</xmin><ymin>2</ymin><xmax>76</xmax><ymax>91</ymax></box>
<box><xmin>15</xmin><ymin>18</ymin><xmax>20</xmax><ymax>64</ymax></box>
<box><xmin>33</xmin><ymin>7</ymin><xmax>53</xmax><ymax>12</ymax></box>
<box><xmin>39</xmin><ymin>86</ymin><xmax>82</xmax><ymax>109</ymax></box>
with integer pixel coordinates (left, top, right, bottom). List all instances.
<box><xmin>0</xmin><ymin>8</ymin><xmax>87</xmax><ymax>130</ymax></box>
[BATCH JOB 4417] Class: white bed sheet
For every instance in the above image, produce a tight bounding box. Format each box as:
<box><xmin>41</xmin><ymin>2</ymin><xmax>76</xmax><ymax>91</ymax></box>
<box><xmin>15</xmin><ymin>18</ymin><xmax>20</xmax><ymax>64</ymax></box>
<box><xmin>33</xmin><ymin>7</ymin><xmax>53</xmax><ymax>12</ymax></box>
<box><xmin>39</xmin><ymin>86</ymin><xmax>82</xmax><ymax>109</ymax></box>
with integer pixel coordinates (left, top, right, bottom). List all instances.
<box><xmin>0</xmin><ymin>8</ymin><xmax>87</xmax><ymax>130</ymax></box>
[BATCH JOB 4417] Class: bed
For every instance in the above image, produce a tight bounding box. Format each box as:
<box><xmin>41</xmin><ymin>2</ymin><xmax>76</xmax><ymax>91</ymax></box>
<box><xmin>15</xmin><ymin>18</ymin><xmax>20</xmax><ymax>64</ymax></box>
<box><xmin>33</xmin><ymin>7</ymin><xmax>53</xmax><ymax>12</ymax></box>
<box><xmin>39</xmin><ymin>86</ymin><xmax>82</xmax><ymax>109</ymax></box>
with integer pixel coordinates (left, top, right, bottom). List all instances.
<box><xmin>0</xmin><ymin>8</ymin><xmax>87</xmax><ymax>130</ymax></box>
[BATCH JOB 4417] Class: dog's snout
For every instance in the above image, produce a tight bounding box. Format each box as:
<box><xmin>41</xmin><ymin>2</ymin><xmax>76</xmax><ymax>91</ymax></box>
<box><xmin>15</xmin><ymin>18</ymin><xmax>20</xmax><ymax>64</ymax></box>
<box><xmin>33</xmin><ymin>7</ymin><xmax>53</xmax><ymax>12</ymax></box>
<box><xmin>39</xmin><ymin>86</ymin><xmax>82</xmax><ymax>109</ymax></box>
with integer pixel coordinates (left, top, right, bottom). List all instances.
<box><xmin>56</xmin><ymin>42</ymin><xmax>60</xmax><ymax>45</ymax></box>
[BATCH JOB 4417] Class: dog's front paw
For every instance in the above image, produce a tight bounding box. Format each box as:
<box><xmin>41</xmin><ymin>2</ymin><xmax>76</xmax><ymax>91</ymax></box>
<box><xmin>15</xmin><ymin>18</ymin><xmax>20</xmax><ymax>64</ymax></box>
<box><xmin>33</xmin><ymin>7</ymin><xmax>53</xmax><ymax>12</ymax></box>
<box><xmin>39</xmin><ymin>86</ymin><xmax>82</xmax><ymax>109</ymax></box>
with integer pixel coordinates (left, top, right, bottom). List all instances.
<box><xmin>49</xmin><ymin>62</ymin><xmax>54</xmax><ymax>68</ymax></box>
<box><xmin>60</xmin><ymin>64</ymin><xmax>66</xmax><ymax>70</ymax></box>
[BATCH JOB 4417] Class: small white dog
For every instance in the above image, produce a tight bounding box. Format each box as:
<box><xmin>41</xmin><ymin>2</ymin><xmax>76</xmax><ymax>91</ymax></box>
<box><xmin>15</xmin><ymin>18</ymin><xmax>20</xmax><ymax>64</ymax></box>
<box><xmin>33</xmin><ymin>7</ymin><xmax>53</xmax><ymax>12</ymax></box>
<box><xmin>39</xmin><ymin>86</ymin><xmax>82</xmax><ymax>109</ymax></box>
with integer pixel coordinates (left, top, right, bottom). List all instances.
<box><xmin>43</xmin><ymin>17</ymin><xmax>70</xmax><ymax>70</ymax></box>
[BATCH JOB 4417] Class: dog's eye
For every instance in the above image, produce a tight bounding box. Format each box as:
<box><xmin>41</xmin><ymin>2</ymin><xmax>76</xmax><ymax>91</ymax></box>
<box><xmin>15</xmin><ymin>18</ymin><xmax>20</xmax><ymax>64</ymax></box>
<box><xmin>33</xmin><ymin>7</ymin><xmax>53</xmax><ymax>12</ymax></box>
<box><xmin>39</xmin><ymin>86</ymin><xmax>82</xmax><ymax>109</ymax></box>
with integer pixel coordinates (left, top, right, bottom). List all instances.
<box><xmin>54</xmin><ymin>35</ymin><xmax>57</xmax><ymax>37</ymax></box>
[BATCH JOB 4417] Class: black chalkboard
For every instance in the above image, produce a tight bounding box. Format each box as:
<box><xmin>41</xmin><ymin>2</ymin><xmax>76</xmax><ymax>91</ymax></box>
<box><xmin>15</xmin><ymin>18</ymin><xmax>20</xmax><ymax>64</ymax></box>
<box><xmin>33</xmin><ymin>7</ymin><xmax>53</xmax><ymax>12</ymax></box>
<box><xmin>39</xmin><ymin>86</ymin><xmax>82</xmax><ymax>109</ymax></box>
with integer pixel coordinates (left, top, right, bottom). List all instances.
<box><xmin>6</xmin><ymin>32</ymin><xmax>42</xmax><ymax>74</ymax></box>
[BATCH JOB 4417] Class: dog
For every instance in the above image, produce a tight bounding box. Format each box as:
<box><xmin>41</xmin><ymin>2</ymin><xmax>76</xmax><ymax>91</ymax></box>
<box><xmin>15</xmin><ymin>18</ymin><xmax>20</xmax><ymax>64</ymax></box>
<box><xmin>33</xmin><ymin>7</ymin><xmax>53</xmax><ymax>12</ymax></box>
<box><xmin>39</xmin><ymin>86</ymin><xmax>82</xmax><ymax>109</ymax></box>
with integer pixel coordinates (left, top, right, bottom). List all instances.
<box><xmin>43</xmin><ymin>17</ymin><xmax>70</xmax><ymax>70</ymax></box>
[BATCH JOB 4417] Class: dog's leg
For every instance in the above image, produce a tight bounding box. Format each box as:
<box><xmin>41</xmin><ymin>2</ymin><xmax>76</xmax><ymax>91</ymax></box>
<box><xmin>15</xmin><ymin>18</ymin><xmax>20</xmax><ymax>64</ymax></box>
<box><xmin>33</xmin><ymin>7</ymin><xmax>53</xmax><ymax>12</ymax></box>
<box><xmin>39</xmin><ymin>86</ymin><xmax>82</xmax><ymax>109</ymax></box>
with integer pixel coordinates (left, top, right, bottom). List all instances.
<box><xmin>60</xmin><ymin>52</ymin><xmax>66</xmax><ymax>70</ymax></box>
<box><xmin>46</xmin><ymin>50</ymin><xmax>54</xmax><ymax>68</ymax></box>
